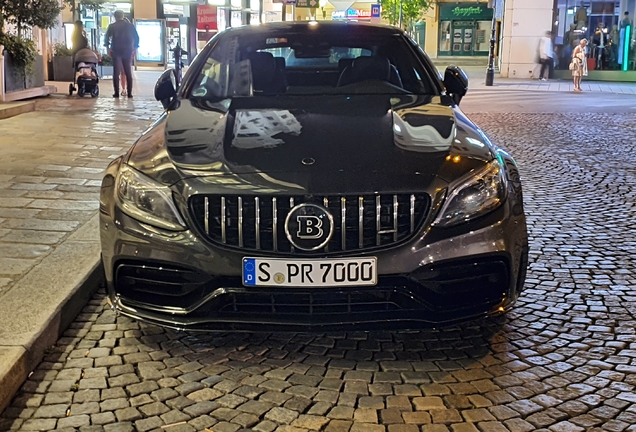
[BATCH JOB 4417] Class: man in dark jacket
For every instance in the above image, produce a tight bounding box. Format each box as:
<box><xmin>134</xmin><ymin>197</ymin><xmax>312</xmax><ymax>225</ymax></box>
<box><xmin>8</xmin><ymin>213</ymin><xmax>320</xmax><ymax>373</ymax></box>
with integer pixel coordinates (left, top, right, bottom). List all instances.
<box><xmin>104</xmin><ymin>10</ymin><xmax>139</xmax><ymax>98</ymax></box>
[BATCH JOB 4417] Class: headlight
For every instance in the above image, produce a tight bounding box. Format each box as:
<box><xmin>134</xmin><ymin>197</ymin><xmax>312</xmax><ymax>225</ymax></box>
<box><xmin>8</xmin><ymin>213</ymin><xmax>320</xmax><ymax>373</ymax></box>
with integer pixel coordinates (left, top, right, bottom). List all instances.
<box><xmin>116</xmin><ymin>164</ymin><xmax>186</xmax><ymax>231</ymax></box>
<box><xmin>434</xmin><ymin>160</ymin><xmax>506</xmax><ymax>227</ymax></box>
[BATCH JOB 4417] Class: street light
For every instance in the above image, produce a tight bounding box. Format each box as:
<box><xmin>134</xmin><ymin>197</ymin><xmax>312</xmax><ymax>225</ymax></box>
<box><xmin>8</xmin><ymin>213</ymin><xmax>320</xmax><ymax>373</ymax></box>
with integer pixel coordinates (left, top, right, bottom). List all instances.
<box><xmin>485</xmin><ymin>0</ymin><xmax>496</xmax><ymax>86</ymax></box>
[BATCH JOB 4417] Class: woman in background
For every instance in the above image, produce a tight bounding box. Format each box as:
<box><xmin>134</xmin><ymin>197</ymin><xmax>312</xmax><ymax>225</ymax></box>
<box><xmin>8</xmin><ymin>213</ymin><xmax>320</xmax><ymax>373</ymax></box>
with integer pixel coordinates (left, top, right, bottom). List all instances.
<box><xmin>71</xmin><ymin>20</ymin><xmax>89</xmax><ymax>54</ymax></box>
<box><xmin>571</xmin><ymin>38</ymin><xmax>588</xmax><ymax>91</ymax></box>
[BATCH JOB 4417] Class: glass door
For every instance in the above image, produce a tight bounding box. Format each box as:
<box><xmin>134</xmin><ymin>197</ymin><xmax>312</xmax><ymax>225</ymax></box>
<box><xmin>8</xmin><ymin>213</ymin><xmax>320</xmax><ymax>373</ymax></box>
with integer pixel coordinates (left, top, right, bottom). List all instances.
<box><xmin>452</xmin><ymin>21</ymin><xmax>475</xmax><ymax>56</ymax></box>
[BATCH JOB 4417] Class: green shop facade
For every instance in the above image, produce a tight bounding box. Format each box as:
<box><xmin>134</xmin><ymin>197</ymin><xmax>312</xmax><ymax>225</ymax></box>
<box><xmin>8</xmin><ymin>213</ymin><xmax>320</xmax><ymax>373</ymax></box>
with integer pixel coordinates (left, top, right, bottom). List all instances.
<box><xmin>438</xmin><ymin>3</ymin><xmax>494</xmax><ymax>56</ymax></box>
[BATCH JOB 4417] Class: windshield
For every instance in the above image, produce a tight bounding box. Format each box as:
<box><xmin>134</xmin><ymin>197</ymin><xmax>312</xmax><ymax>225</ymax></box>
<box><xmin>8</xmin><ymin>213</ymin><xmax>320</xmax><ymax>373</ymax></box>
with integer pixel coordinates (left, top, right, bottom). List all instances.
<box><xmin>189</xmin><ymin>26</ymin><xmax>436</xmax><ymax>99</ymax></box>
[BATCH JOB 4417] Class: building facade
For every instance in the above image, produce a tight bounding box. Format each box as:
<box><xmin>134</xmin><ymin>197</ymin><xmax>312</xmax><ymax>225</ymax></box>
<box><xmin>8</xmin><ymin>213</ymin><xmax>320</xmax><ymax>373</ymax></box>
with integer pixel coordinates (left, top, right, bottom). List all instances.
<box><xmin>499</xmin><ymin>0</ymin><xmax>635</xmax><ymax>80</ymax></box>
<box><xmin>53</xmin><ymin>0</ymin><xmax>635</xmax><ymax>81</ymax></box>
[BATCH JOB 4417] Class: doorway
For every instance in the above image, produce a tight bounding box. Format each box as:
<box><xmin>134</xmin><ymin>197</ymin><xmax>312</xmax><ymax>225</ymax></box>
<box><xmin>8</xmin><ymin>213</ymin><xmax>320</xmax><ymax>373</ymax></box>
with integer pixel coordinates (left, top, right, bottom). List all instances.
<box><xmin>451</xmin><ymin>21</ymin><xmax>475</xmax><ymax>56</ymax></box>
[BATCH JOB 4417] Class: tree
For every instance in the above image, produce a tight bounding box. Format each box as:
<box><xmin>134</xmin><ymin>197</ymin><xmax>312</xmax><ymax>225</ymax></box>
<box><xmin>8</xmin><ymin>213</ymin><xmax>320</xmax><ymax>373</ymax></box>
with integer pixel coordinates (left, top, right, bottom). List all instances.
<box><xmin>0</xmin><ymin>0</ymin><xmax>61</xmax><ymax>83</ymax></box>
<box><xmin>63</xmin><ymin>0</ymin><xmax>106</xmax><ymax>21</ymax></box>
<box><xmin>1</xmin><ymin>0</ymin><xmax>62</xmax><ymax>37</ymax></box>
<box><xmin>380</xmin><ymin>0</ymin><xmax>431</xmax><ymax>32</ymax></box>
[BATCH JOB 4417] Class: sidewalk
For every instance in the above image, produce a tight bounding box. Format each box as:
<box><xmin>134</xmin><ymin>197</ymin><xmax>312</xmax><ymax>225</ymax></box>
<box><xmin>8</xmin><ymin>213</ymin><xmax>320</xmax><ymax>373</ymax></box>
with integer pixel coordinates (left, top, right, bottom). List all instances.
<box><xmin>0</xmin><ymin>93</ymin><xmax>163</xmax><ymax>413</ymax></box>
<box><xmin>441</xmin><ymin>65</ymin><xmax>636</xmax><ymax>94</ymax></box>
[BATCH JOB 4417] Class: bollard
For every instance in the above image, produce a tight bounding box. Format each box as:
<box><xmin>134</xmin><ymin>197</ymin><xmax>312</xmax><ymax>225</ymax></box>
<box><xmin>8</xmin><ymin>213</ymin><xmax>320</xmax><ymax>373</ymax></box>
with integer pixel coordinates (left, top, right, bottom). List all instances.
<box><xmin>0</xmin><ymin>44</ymin><xmax>5</xmax><ymax>102</ymax></box>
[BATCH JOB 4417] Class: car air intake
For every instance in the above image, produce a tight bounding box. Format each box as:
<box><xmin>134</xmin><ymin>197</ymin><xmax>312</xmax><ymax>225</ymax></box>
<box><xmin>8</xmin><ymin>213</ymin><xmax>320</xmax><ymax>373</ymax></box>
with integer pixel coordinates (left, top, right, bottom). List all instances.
<box><xmin>189</xmin><ymin>194</ymin><xmax>430</xmax><ymax>254</ymax></box>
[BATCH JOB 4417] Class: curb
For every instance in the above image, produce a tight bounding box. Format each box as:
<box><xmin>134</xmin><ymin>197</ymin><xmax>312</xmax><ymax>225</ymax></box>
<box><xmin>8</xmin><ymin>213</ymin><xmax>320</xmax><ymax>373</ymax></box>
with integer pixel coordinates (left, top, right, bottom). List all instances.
<box><xmin>0</xmin><ymin>215</ymin><xmax>103</xmax><ymax>414</ymax></box>
<box><xmin>0</xmin><ymin>101</ymin><xmax>35</xmax><ymax>120</ymax></box>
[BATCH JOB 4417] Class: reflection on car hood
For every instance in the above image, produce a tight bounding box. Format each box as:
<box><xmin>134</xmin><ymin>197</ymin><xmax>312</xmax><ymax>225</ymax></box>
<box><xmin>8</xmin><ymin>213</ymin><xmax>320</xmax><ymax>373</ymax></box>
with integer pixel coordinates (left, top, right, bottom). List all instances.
<box><xmin>127</xmin><ymin>95</ymin><xmax>495</xmax><ymax>193</ymax></box>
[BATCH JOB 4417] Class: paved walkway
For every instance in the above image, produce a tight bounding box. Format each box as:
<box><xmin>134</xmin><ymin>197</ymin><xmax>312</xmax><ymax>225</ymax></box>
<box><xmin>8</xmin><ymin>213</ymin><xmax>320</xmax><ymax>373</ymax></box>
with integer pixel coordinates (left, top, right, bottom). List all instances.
<box><xmin>0</xmin><ymin>96</ymin><xmax>161</xmax><ymax>296</ymax></box>
<box><xmin>435</xmin><ymin>66</ymin><xmax>636</xmax><ymax>94</ymax></box>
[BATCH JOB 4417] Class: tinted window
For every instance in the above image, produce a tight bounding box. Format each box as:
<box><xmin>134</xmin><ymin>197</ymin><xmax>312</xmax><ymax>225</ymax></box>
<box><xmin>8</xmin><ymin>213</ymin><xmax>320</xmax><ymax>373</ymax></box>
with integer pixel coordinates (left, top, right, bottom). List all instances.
<box><xmin>189</xmin><ymin>26</ymin><xmax>436</xmax><ymax>98</ymax></box>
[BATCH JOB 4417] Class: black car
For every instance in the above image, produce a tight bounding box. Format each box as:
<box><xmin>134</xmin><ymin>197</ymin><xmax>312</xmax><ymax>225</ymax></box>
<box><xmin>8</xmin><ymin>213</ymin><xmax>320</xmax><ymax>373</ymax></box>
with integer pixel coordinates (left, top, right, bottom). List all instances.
<box><xmin>99</xmin><ymin>22</ymin><xmax>528</xmax><ymax>331</ymax></box>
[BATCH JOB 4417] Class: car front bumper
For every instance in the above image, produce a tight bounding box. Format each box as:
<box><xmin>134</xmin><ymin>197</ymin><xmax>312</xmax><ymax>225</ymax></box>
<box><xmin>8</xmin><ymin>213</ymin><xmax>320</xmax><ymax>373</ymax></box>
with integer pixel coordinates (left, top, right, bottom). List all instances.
<box><xmin>100</xmin><ymin>194</ymin><xmax>528</xmax><ymax>332</ymax></box>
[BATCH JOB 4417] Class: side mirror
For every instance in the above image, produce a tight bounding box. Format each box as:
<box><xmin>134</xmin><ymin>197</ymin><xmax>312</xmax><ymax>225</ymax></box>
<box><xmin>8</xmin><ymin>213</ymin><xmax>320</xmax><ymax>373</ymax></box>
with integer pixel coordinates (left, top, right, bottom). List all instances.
<box><xmin>443</xmin><ymin>65</ymin><xmax>468</xmax><ymax>105</ymax></box>
<box><xmin>155</xmin><ymin>69</ymin><xmax>178</xmax><ymax>109</ymax></box>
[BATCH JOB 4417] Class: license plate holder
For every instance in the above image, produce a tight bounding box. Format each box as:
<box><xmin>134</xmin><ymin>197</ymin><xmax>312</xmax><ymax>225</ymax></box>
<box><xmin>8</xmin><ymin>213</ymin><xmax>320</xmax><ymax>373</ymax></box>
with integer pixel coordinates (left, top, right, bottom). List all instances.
<box><xmin>242</xmin><ymin>257</ymin><xmax>378</xmax><ymax>287</ymax></box>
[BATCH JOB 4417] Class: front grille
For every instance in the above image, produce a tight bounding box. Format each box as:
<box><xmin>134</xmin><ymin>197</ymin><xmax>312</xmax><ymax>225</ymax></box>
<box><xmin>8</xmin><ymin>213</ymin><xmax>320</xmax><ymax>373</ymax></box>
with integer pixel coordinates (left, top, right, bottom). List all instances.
<box><xmin>214</xmin><ymin>289</ymin><xmax>408</xmax><ymax>315</ymax></box>
<box><xmin>190</xmin><ymin>194</ymin><xmax>430</xmax><ymax>254</ymax></box>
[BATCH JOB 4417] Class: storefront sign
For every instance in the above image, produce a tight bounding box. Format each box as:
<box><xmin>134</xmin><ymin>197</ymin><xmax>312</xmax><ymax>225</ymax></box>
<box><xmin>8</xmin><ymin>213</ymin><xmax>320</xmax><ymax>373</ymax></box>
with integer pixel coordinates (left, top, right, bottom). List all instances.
<box><xmin>332</xmin><ymin>7</ymin><xmax>372</xmax><ymax>19</ymax></box>
<box><xmin>273</xmin><ymin>0</ymin><xmax>297</xmax><ymax>4</ymax></box>
<box><xmin>371</xmin><ymin>4</ymin><xmax>381</xmax><ymax>18</ymax></box>
<box><xmin>439</xmin><ymin>3</ymin><xmax>493</xmax><ymax>21</ymax></box>
<box><xmin>197</xmin><ymin>5</ymin><xmax>218</xmax><ymax>30</ymax></box>
<box><xmin>295</xmin><ymin>0</ymin><xmax>318</xmax><ymax>8</ymax></box>
<box><xmin>346</xmin><ymin>8</ymin><xmax>371</xmax><ymax>19</ymax></box>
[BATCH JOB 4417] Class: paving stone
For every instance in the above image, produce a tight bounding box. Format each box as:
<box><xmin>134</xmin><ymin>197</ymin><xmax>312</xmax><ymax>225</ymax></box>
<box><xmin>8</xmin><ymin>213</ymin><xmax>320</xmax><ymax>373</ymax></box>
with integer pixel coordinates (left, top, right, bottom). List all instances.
<box><xmin>103</xmin><ymin>422</ymin><xmax>135</xmax><ymax>432</ymax></box>
<box><xmin>130</xmin><ymin>394</ymin><xmax>154</xmax><ymax>407</ymax></box>
<box><xmin>266</xmin><ymin>407</ymin><xmax>301</xmax><ymax>424</ymax></box>
<box><xmin>57</xmin><ymin>415</ymin><xmax>91</xmax><ymax>429</ymax></box>
<box><xmin>292</xmin><ymin>414</ymin><xmax>330</xmax><ymax>430</ymax></box>
<box><xmin>20</xmin><ymin>418</ymin><xmax>57</xmax><ymax>431</ymax></box>
<box><xmin>387</xmin><ymin>425</ymin><xmax>419</xmax><ymax>432</ymax></box>
<box><xmin>135</xmin><ymin>416</ymin><xmax>164</xmax><ymax>432</ymax></box>
<box><xmin>91</xmin><ymin>412</ymin><xmax>116</xmax><ymax>425</ymax></box>
<box><xmin>160</xmin><ymin>409</ymin><xmax>191</xmax><ymax>424</ymax></box>
<box><xmin>115</xmin><ymin>407</ymin><xmax>143</xmax><ymax>422</ymax></box>
<box><xmin>187</xmin><ymin>388</ymin><xmax>223</xmax><ymax>402</ymax></box>
<box><xmin>100</xmin><ymin>398</ymin><xmax>129</xmax><ymax>411</ymax></box>
<box><xmin>188</xmin><ymin>415</ymin><xmax>217</xmax><ymax>430</ymax></box>
<box><xmin>403</xmin><ymin>411</ymin><xmax>432</xmax><ymax>424</ymax></box>
<box><xmin>126</xmin><ymin>380</ymin><xmax>159</xmax><ymax>397</ymax></box>
<box><xmin>325</xmin><ymin>420</ymin><xmax>353</xmax><ymax>432</ymax></box>
<box><xmin>139</xmin><ymin>401</ymin><xmax>170</xmax><ymax>417</ymax></box>
<box><xmin>285</xmin><ymin>397</ymin><xmax>314</xmax><ymax>413</ymax></box>
<box><xmin>32</xmin><ymin>404</ymin><xmax>68</xmax><ymax>418</ymax></box>
<box><xmin>350</xmin><ymin>423</ymin><xmax>385</xmax><ymax>432</ymax></box>
<box><xmin>354</xmin><ymin>407</ymin><xmax>378</xmax><ymax>423</ymax></box>
<box><xmin>233</xmin><ymin>412</ymin><xmax>260</xmax><ymax>428</ymax></box>
<box><xmin>70</xmin><ymin>401</ymin><xmax>100</xmax><ymax>415</ymax></box>
<box><xmin>413</xmin><ymin>397</ymin><xmax>446</xmax><ymax>411</ymax></box>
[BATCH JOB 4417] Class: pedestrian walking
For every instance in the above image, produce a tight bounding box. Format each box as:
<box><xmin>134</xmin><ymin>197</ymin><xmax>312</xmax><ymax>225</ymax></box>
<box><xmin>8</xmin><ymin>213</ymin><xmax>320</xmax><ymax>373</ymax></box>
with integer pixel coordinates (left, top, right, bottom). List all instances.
<box><xmin>570</xmin><ymin>38</ymin><xmax>588</xmax><ymax>92</ymax></box>
<box><xmin>538</xmin><ymin>31</ymin><xmax>554</xmax><ymax>81</ymax></box>
<box><xmin>71</xmin><ymin>21</ymin><xmax>89</xmax><ymax>54</ymax></box>
<box><xmin>104</xmin><ymin>11</ymin><xmax>139</xmax><ymax>98</ymax></box>
<box><xmin>119</xmin><ymin>17</ymin><xmax>135</xmax><ymax>96</ymax></box>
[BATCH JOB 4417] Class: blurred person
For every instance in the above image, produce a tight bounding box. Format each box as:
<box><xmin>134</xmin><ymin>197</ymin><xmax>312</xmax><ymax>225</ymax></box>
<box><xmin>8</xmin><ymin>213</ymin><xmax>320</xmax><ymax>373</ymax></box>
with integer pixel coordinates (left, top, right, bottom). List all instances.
<box><xmin>538</xmin><ymin>31</ymin><xmax>553</xmax><ymax>80</ymax></box>
<box><xmin>104</xmin><ymin>11</ymin><xmax>139</xmax><ymax>98</ymax></box>
<box><xmin>71</xmin><ymin>20</ymin><xmax>89</xmax><ymax>54</ymax></box>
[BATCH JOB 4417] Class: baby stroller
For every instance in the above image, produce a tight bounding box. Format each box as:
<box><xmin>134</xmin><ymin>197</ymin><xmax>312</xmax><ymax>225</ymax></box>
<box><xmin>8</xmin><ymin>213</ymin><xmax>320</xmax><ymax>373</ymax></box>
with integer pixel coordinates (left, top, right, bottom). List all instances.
<box><xmin>68</xmin><ymin>48</ymin><xmax>100</xmax><ymax>98</ymax></box>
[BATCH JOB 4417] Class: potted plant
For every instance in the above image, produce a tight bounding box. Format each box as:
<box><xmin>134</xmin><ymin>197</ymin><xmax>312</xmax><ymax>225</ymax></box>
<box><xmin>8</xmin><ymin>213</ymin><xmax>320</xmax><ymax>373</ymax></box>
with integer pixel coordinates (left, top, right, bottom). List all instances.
<box><xmin>0</xmin><ymin>0</ymin><xmax>61</xmax><ymax>90</ymax></box>
<box><xmin>99</xmin><ymin>53</ymin><xmax>114</xmax><ymax>79</ymax></box>
<box><xmin>52</xmin><ymin>43</ymin><xmax>74</xmax><ymax>81</ymax></box>
<box><xmin>0</xmin><ymin>33</ymin><xmax>40</xmax><ymax>92</ymax></box>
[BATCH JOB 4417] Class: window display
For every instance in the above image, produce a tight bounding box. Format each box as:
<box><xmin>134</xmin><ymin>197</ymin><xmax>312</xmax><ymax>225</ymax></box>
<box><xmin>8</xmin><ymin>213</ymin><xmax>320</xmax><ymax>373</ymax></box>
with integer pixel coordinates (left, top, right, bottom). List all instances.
<box><xmin>553</xmin><ymin>0</ymin><xmax>635</xmax><ymax>72</ymax></box>
<box><xmin>135</xmin><ymin>20</ymin><xmax>165</xmax><ymax>63</ymax></box>
<box><xmin>437</xmin><ymin>3</ymin><xmax>493</xmax><ymax>56</ymax></box>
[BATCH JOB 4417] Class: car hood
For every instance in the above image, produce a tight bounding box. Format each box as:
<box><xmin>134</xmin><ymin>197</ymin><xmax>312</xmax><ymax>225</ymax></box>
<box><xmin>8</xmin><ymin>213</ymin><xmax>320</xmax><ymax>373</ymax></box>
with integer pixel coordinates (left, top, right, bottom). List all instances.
<box><xmin>127</xmin><ymin>94</ymin><xmax>494</xmax><ymax>194</ymax></box>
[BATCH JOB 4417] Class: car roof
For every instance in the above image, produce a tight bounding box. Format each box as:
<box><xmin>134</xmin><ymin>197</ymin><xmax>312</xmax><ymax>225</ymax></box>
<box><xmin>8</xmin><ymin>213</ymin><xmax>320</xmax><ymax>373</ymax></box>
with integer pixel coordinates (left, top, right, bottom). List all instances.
<box><xmin>221</xmin><ymin>21</ymin><xmax>404</xmax><ymax>37</ymax></box>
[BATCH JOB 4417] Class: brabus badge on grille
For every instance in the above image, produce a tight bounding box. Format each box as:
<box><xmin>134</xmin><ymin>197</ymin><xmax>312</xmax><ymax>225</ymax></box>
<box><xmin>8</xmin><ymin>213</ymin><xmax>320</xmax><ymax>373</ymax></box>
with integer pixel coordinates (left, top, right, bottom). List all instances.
<box><xmin>285</xmin><ymin>204</ymin><xmax>334</xmax><ymax>251</ymax></box>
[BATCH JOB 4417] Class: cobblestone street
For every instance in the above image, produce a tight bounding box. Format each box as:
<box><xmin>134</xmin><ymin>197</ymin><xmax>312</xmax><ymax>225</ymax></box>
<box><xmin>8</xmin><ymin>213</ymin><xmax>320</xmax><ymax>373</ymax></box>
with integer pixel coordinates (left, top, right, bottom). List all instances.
<box><xmin>1</xmin><ymin>100</ymin><xmax>636</xmax><ymax>432</ymax></box>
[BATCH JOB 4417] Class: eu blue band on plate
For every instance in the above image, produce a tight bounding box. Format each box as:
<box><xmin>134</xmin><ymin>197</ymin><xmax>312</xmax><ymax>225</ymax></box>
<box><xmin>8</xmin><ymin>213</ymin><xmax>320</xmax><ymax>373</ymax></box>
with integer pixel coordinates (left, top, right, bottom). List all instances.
<box><xmin>243</xmin><ymin>258</ymin><xmax>256</xmax><ymax>286</ymax></box>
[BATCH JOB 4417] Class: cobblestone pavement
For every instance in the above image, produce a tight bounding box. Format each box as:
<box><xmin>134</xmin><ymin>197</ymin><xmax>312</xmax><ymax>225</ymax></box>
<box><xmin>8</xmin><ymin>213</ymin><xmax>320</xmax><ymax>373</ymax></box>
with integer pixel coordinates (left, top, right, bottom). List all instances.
<box><xmin>1</xmin><ymin>111</ymin><xmax>636</xmax><ymax>432</ymax></box>
<box><xmin>0</xmin><ymin>96</ymin><xmax>162</xmax><ymax>295</ymax></box>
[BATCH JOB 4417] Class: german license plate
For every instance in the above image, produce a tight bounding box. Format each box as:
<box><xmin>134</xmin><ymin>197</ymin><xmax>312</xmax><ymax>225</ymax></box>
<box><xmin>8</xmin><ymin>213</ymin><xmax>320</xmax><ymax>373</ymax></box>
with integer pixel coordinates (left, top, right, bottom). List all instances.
<box><xmin>242</xmin><ymin>257</ymin><xmax>377</xmax><ymax>287</ymax></box>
